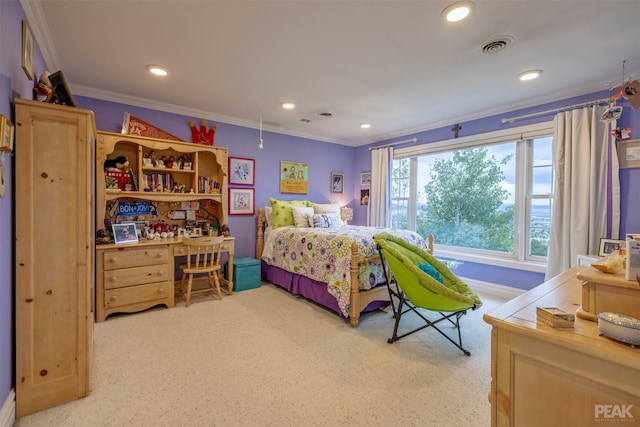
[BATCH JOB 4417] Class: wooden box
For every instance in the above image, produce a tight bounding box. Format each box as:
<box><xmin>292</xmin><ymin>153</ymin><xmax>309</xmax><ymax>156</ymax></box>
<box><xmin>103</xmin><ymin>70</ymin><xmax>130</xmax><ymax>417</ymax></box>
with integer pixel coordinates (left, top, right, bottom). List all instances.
<box><xmin>536</xmin><ymin>306</ymin><xmax>575</xmax><ymax>328</ymax></box>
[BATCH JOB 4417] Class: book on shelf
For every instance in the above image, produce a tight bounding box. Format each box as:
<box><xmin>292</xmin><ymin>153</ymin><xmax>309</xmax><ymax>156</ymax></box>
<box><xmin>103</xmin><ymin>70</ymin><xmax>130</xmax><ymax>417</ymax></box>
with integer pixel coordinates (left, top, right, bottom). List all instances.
<box><xmin>129</xmin><ymin>169</ymin><xmax>138</xmax><ymax>191</ymax></box>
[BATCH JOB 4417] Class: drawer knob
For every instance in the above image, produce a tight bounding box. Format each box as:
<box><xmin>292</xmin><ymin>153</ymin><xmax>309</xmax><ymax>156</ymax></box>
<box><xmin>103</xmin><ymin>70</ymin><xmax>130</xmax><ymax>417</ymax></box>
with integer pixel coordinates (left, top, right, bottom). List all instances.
<box><xmin>157</xmin><ymin>271</ymin><xmax>164</xmax><ymax>276</ymax></box>
<box><xmin>110</xmin><ymin>276</ymin><xmax>118</xmax><ymax>282</ymax></box>
<box><xmin>110</xmin><ymin>295</ymin><xmax>117</xmax><ymax>302</ymax></box>
<box><xmin>158</xmin><ymin>287</ymin><xmax>164</xmax><ymax>293</ymax></box>
<box><xmin>109</xmin><ymin>257</ymin><xmax>117</xmax><ymax>263</ymax></box>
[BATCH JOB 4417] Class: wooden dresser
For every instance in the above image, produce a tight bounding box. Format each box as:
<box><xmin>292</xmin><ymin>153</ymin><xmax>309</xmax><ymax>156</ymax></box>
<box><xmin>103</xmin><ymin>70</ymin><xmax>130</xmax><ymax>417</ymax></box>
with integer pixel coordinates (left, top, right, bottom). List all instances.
<box><xmin>483</xmin><ymin>266</ymin><xmax>640</xmax><ymax>427</ymax></box>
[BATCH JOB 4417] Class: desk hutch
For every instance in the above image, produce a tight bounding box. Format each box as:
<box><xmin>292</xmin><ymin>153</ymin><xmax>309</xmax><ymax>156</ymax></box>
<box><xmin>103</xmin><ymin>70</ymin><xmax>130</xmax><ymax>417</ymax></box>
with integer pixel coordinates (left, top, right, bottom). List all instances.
<box><xmin>95</xmin><ymin>131</ymin><xmax>233</xmax><ymax>322</ymax></box>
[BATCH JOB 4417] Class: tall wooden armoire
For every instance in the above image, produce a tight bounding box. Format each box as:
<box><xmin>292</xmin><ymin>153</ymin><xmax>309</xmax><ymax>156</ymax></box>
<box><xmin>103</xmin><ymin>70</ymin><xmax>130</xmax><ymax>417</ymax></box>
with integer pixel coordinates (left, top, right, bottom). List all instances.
<box><xmin>14</xmin><ymin>99</ymin><xmax>96</xmax><ymax>417</ymax></box>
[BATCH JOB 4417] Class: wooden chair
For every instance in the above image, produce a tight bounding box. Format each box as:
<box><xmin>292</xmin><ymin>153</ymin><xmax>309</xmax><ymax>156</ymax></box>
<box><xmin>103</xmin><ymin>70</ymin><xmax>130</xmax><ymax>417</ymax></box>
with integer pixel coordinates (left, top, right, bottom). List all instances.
<box><xmin>178</xmin><ymin>235</ymin><xmax>225</xmax><ymax>306</ymax></box>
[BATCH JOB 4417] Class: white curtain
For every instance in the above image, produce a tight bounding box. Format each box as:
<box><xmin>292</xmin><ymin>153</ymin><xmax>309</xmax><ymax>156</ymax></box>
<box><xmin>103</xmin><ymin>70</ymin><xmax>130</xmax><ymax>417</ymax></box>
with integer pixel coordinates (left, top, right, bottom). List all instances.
<box><xmin>545</xmin><ymin>105</ymin><xmax>619</xmax><ymax>279</ymax></box>
<box><xmin>370</xmin><ymin>147</ymin><xmax>393</xmax><ymax>227</ymax></box>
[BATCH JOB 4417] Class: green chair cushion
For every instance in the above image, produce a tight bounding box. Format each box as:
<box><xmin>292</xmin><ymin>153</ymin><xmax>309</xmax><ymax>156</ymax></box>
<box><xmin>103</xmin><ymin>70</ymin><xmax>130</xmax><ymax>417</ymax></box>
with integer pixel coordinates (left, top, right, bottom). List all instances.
<box><xmin>374</xmin><ymin>232</ymin><xmax>482</xmax><ymax>311</ymax></box>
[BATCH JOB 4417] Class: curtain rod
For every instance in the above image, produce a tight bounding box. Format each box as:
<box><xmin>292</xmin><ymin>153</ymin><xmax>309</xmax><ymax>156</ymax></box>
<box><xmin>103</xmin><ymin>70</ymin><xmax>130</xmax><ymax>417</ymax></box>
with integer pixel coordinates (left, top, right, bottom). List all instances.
<box><xmin>501</xmin><ymin>98</ymin><xmax>610</xmax><ymax>124</ymax></box>
<box><xmin>368</xmin><ymin>137</ymin><xmax>417</xmax><ymax>151</ymax></box>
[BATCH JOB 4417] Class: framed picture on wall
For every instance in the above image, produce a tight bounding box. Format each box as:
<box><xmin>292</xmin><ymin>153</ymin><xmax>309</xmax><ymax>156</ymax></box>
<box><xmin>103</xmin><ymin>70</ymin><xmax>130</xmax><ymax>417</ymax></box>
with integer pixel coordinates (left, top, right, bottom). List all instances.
<box><xmin>280</xmin><ymin>160</ymin><xmax>308</xmax><ymax>194</ymax></box>
<box><xmin>229</xmin><ymin>187</ymin><xmax>255</xmax><ymax>215</ymax></box>
<box><xmin>618</xmin><ymin>139</ymin><xmax>640</xmax><ymax>169</ymax></box>
<box><xmin>331</xmin><ymin>172</ymin><xmax>344</xmax><ymax>193</ymax></box>
<box><xmin>21</xmin><ymin>20</ymin><xmax>34</xmax><ymax>81</ymax></box>
<box><xmin>360</xmin><ymin>172</ymin><xmax>371</xmax><ymax>186</ymax></box>
<box><xmin>0</xmin><ymin>115</ymin><xmax>14</xmax><ymax>153</ymax></box>
<box><xmin>229</xmin><ymin>157</ymin><xmax>255</xmax><ymax>185</ymax></box>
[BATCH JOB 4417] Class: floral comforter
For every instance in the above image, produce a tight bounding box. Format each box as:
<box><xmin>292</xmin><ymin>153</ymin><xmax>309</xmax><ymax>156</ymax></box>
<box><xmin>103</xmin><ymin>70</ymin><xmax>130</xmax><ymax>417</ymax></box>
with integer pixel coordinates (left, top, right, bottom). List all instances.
<box><xmin>261</xmin><ymin>225</ymin><xmax>428</xmax><ymax>317</ymax></box>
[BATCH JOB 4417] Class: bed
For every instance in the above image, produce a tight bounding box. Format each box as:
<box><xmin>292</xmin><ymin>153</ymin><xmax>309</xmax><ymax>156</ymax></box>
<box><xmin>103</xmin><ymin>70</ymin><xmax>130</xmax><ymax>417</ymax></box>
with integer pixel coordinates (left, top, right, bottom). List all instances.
<box><xmin>256</xmin><ymin>204</ymin><xmax>433</xmax><ymax>327</ymax></box>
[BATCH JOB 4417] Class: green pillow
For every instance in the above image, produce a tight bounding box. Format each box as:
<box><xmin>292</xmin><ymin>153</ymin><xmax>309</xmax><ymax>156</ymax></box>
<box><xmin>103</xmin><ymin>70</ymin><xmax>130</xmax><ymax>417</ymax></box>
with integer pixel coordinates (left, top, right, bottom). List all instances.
<box><xmin>269</xmin><ymin>197</ymin><xmax>311</xmax><ymax>228</ymax></box>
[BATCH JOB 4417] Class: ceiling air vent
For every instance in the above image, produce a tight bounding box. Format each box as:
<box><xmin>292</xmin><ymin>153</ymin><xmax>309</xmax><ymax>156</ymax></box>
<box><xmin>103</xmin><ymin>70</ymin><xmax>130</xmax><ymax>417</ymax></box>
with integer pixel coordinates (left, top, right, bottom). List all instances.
<box><xmin>481</xmin><ymin>35</ymin><xmax>514</xmax><ymax>54</ymax></box>
<box><xmin>318</xmin><ymin>112</ymin><xmax>333</xmax><ymax>118</ymax></box>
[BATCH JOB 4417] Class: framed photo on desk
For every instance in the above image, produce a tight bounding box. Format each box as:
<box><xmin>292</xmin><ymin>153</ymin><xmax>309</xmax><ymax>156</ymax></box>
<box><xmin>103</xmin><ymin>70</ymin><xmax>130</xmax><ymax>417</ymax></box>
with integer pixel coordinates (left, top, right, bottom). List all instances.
<box><xmin>112</xmin><ymin>223</ymin><xmax>139</xmax><ymax>244</ymax></box>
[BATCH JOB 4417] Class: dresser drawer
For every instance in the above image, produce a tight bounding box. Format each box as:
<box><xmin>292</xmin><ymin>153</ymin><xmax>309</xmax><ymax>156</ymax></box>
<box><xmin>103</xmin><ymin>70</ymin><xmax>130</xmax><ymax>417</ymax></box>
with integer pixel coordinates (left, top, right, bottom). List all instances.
<box><xmin>102</xmin><ymin>247</ymin><xmax>169</xmax><ymax>270</ymax></box>
<box><xmin>104</xmin><ymin>282</ymin><xmax>171</xmax><ymax>309</ymax></box>
<box><xmin>173</xmin><ymin>245</ymin><xmax>188</xmax><ymax>257</ymax></box>
<box><xmin>104</xmin><ymin>265</ymin><xmax>170</xmax><ymax>290</ymax></box>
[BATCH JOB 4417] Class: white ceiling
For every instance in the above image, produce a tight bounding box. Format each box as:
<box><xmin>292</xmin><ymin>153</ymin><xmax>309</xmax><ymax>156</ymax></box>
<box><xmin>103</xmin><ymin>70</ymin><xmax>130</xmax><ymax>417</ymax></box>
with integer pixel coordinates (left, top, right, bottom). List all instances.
<box><xmin>23</xmin><ymin>0</ymin><xmax>640</xmax><ymax>147</ymax></box>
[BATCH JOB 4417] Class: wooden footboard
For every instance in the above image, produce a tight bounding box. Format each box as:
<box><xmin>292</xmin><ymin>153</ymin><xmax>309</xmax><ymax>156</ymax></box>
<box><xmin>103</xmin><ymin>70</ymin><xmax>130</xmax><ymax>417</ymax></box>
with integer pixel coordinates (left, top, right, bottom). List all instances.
<box><xmin>256</xmin><ymin>206</ymin><xmax>434</xmax><ymax>327</ymax></box>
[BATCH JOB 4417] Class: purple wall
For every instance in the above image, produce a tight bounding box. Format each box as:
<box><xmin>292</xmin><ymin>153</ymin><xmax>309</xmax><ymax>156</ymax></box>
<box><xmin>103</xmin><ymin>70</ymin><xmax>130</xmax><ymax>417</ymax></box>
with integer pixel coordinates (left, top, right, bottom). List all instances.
<box><xmin>355</xmin><ymin>91</ymin><xmax>640</xmax><ymax>290</ymax></box>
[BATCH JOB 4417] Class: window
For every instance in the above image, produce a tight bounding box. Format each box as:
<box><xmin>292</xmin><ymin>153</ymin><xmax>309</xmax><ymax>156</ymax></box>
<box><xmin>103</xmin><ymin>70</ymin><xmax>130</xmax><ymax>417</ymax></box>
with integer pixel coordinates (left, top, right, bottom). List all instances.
<box><xmin>391</xmin><ymin>123</ymin><xmax>553</xmax><ymax>270</ymax></box>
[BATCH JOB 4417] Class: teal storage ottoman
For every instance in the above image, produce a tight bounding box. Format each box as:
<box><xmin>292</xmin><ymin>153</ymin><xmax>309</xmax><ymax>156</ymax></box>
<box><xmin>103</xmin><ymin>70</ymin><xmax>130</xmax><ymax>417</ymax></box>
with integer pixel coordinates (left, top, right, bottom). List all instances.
<box><xmin>224</xmin><ymin>257</ymin><xmax>261</xmax><ymax>291</ymax></box>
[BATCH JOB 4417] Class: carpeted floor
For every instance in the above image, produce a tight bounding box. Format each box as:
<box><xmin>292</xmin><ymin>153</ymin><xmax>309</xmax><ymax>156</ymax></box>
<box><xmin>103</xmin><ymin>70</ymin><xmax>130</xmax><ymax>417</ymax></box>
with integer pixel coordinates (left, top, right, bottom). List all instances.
<box><xmin>14</xmin><ymin>282</ymin><xmax>507</xmax><ymax>427</ymax></box>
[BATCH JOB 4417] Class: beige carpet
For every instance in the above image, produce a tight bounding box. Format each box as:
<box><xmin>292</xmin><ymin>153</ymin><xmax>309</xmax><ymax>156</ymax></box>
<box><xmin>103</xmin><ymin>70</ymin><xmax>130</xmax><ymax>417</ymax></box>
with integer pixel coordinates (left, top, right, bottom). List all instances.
<box><xmin>14</xmin><ymin>282</ymin><xmax>507</xmax><ymax>427</ymax></box>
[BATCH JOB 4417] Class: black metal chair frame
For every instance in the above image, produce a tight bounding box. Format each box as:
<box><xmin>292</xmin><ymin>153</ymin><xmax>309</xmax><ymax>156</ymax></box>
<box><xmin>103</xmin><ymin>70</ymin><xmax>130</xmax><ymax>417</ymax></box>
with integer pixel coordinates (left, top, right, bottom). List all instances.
<box><xmin>378</xmin><ymin>245</ymin><xmax>474</xmax><ymax>356</ymax></box>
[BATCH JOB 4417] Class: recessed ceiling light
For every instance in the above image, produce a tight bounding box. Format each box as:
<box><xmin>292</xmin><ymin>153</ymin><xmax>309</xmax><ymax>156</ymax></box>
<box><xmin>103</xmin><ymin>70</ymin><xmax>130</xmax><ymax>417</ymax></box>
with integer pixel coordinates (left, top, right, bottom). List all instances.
<box><xmin>281</xmin><ymin>102</ymin><xmax>295</xmax><ymax>109</ymax></box>
<box><xmin>146</xmin><ymin>65</ymin><xmax>168</xmax><ymax>76</ymax></box>
<box><xmin>360</xmin><ymin>123</ymin><xmax>371</xmax><ymax>129</ymax></box>
<box><xmin>442</xmin><ymin>1</ymin><xmax>475</xmax><ymax>22</ymax></box>
<box><xmin>518</xmin><ymin>69</ymin><xmax>542</xmax><ymax>81</ymax></box>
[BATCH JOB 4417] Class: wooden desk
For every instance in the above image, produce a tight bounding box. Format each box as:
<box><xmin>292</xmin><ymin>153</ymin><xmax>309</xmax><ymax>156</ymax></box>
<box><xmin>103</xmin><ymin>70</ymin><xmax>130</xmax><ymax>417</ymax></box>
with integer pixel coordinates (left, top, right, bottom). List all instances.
<box><xmin>96</xmin><ymin>236</ymin><xmax>234</xmax><ymax>321</ymax></box>
<box><xmin>484</xmin><ymin>266</ymin><xmax>640</xmax><ymax>427</ymax></box>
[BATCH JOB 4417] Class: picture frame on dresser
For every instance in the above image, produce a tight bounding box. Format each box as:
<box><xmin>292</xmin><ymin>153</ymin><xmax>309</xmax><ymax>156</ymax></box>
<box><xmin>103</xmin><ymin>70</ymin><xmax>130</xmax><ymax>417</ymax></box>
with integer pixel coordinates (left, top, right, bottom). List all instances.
<box><xmin>229</xmin><ymin>157</ymin><xmax>255</xmax><ymax>185</ymax></box>
<box><xmin>112</xmin><ymin>223</ymin><xmax>139</xmax><ymax>244</ymax></box>
<box><xmin>598</xmin><ymin>238</ymin><xmax>624</xmax><ymax>257</ymax></box>
<box><xmin>229</xmin><ymin>187</ymin><xmax>254</xmax><ymax>215</ymax></box>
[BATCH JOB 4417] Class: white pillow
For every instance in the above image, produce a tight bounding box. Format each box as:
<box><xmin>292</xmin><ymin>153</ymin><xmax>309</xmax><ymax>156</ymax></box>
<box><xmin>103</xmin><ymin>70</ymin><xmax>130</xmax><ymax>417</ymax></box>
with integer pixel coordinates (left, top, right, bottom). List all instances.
<box><xmin>312</xmin><ymin>214</ymin><xmax>344</xmax><ymax>228</ymax></box>
<box><xmin>264</xmin><ymin>207</ymin><xmax>273</xmax><ymax>227</ymax></box>
<box><xmin>291</xmin><ymin>206</ymin><xmax>314</xmax><ymax>227</ymax></box>
<box><xmin>312</xmin><ymin>202</ymin><xmax>341</xmax><ymax>216</ymax></box>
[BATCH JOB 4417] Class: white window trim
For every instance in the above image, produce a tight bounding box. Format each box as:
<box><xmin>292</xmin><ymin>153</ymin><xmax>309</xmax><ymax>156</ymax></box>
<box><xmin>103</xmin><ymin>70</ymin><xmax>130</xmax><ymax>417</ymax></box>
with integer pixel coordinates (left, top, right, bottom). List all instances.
<box><xmin>393</xmin><ymin>121</ymin><xmax>553</xmax><ymax>272</ymax></box>
<box><xmin>394</xmin><ymin>122</ymin><xmax>554</xmax><ymax>158</ymax></box>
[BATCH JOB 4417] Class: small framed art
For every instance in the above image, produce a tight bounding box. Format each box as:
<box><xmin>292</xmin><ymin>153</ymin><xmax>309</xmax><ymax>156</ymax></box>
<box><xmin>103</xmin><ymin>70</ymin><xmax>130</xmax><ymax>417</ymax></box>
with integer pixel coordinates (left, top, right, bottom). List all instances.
<box><xmin>331</xmin><ymin>172</ymin><xmax>344</xmax><ymax>193</ymax></box>
<box><xmin>598</xmin><ymin>238</ymin><xmax>624</xmax><ymax>257</ymax></box>
<box><xmin>229</xmin><ymin>187</ymin><xmax>255</xmax><ymax>215</ymax></box>
<box><xmin>617</xmin><ymin>139</ymin><xmax>640</xmax><ymax>169</ymax></box>
<box><xmin>229</xmin><ymin>157</ymin><xmax>255</xmax><ymax>185</ymax></box>
<box><xmin>280</xmin><ymin>160</ymin><xmax>308</xmax><ymax>194</ymax></box>
<box><xmin>0</xmin><ymin>115</ymin><xmax>14</xmax><ymax>153</ymax></box>
<box><xmin>360</xmin><ymin>171</ymin><xmax>371</xmax><ymax>186</ymax></box>
<box><xmin>112</xmin><ymin>223</ymin><xmax>139</xmax><ymax>244</ymax></box>
<box><xmin>22</xmin><ymin>20</ymin><xmax>34</xmax><ymax>81</ymax></box>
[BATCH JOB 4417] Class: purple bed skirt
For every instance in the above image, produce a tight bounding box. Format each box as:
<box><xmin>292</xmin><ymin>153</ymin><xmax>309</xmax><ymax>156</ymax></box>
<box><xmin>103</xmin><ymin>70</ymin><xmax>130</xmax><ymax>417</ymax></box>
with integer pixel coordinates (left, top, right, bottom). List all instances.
<box><xmin>261</xmin><ymin>261</ymin><xmax>390</xmax><ymax>318</ymax></box>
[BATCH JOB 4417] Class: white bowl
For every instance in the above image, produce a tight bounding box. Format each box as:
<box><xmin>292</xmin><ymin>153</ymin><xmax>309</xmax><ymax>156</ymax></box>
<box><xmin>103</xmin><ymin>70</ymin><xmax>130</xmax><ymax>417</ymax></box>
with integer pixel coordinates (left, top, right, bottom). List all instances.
<box><xmin>598</xmin><ymin>312</ymin><xmax>640</xmax><ymax>347</ymax></box>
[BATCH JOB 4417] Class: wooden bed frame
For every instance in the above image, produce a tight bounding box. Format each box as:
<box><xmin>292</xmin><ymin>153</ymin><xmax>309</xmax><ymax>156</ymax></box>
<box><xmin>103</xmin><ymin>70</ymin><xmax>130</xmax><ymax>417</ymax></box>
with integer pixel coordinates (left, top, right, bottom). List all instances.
<box><xmin>255</xmin><ymin>207</ymin><xmax>434</xmax><ymax>327</ymax></box>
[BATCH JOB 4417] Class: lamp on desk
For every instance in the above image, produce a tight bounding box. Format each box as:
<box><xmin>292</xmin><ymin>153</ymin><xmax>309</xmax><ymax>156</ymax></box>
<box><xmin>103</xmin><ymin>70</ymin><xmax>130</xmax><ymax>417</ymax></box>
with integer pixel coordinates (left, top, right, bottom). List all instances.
<box><xmin>340</xmin><ymin>206</ymin><xmax>353</xmax><ymax>224</ymax></box>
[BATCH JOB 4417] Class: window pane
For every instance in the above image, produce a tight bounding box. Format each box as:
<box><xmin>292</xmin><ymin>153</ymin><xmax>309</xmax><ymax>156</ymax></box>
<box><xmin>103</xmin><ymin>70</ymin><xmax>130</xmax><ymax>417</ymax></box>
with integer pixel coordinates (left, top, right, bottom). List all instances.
<box><xmin>391</xmin><ymin>158</ymin><xmax>410</xmax><ymax>229</ymax></box>
<box><xmin>530</xmin><ymin>199</ymin><xmax>551</xmax><ymax>257</ymax></box>
<box><xmin>416</xmin><ymin>143</ymin><xmax>516</xmax><ymax>254</ymax></box>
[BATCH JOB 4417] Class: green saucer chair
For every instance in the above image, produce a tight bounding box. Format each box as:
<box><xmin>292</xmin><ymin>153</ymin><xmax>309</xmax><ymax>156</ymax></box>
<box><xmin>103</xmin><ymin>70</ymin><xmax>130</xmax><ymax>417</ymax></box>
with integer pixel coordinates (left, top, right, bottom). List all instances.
<box><xmin>374</xmin><ymin>232</ymin><xmax>482</xmax><ymax>356</ymax></box>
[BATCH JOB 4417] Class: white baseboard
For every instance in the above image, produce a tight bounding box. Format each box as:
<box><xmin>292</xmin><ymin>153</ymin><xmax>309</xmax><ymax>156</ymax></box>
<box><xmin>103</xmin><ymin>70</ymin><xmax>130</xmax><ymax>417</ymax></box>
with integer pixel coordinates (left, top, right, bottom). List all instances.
<box><xmin>461</xmin><ymin>277</ymin><xmax>526</xmax><ymax>300</ymax></box>
<box><xmin>0</xmin><ymin>389</ymin><xmax>15</xmax><ymax>427</ymax></box>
